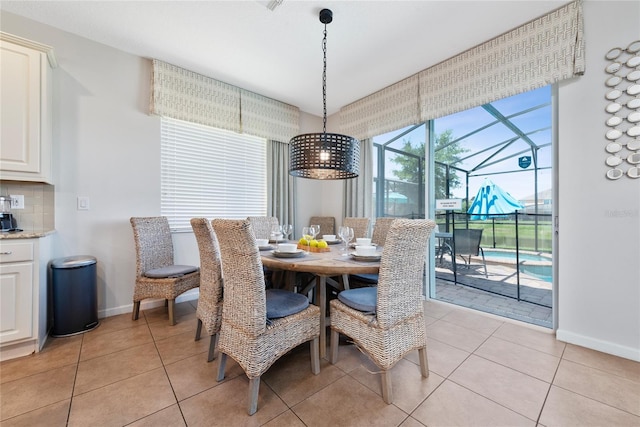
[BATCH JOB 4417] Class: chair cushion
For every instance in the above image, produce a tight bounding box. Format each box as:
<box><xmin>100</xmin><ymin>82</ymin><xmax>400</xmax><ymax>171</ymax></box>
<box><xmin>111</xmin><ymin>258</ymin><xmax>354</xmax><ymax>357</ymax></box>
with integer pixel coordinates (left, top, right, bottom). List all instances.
<box><xmin>350</xmin><ymin>273</ymin><xmax>379</xmax><ymax>284</ymax></box>
<box><xmin>144</xmin><ymin>265</ymin><xmax>198</xmax><ymax>278</ymax></box>
<box><xmin>266</xmin><ymin>289</ymin><xmax>309</xmax><ymax>319</ymax></box>
<box><xmin>338</xmin><ymin>287</ymin><xmax>377</xmax><ymax>313</ymax></box>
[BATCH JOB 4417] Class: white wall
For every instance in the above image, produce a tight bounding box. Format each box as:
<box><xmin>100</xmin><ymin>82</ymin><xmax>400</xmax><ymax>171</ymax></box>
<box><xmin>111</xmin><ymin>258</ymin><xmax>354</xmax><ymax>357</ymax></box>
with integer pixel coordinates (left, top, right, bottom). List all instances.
<box><xmin>555</xmin><ymin>1</ymin><xmax>639</xmax><ymax>361</ymax></box>
<box><xmin>2</xmin><ymin>0</ymin><xmax>638</xmax><ymax>360</ymax></box>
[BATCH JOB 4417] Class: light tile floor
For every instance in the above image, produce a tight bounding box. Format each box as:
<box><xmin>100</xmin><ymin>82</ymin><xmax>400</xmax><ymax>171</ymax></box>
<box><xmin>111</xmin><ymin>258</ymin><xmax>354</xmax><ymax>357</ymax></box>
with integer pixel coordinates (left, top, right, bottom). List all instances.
<box><xmin>1</xmin><ymin>300</ymin><xmax>639</xmax><ymax>426</ymax></box>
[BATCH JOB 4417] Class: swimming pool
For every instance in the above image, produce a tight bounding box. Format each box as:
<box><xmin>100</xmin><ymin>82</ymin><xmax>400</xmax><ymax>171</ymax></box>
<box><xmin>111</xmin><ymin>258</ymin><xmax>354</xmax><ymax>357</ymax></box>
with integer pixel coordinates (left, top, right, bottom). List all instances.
<box><xmin>482</xmin><ymin>249</ymin><xmax>553</xmax><ymax>282</ymax></box>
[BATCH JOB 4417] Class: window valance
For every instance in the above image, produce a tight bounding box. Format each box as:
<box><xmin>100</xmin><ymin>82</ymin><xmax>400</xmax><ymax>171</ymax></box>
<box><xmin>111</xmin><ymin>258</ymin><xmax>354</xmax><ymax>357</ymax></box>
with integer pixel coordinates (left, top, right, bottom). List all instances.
<box><xmin>340</xmin><ymin>0</ymin><xmax>584</xmax><ymax>140</ymax></box>
<box><xmin>150</xmin><ymin>59</ymin><xmax>299</xmax><ymax>142</ymax></box>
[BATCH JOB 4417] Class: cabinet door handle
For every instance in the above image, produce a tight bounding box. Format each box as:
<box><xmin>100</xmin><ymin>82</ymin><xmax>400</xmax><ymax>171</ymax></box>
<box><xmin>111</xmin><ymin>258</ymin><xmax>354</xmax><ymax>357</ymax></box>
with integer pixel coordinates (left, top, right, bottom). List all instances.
<box><xmin>0</xmin><ymin>251</ymin><xmax>13</xmax><ymax>255</ymax></box>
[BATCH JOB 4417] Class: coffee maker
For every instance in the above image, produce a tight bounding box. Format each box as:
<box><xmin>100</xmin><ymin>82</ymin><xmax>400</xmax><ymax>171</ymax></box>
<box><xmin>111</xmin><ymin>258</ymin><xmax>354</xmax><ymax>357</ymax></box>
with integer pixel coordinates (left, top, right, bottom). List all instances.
<box><xmin>0</xmin><ymin>196</ymin><xmax>17</xmax><ymax>231</ymax></box>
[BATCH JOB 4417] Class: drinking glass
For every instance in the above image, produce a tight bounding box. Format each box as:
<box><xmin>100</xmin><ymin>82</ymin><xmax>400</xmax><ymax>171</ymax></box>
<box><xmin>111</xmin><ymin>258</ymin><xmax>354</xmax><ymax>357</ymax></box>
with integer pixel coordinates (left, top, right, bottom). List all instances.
<box><xmin>338</xmin><ymin>226</ymin><xmax>354</xmax><ymax>256</ymax></box>
<box><xmin>309</xmin><ymin>224</ymin><xmax>320</xmax><ymax>242</ymax></box>
<box><xmin>302</xmin><ymin>226</ymin><xmax>312</xmax><ymax>252</ymax></box>
<box><xmin>270</xmin><ymin>224</ymin><xmax>282</xmax><ymax>251</ymax></box>
<box><xmin>282</xmin><ymin>224</ymin><xmax>293</xmax><ymax>242</ymax></box>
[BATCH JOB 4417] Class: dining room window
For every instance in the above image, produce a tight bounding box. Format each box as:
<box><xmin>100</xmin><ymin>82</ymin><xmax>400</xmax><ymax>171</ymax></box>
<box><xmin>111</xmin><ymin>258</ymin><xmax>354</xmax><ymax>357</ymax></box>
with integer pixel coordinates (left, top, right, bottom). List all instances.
<box><xmin>161</xmin><ymin>117</ymin><xmax>267</xmax><ymax>232</ymax></box>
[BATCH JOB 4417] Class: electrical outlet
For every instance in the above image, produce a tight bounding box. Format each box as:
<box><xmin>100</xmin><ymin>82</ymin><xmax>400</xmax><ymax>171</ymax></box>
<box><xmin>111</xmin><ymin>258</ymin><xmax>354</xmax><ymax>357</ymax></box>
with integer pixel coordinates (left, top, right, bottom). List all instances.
<box><xmin>10</xmin><ymin>195</ymin><xmax>24</xmax><ymax>209</ymax></box>
<box><xmin>77</xmin><ymin>196</ymin><xmax>90</xmax><ymax>210</ymax></box>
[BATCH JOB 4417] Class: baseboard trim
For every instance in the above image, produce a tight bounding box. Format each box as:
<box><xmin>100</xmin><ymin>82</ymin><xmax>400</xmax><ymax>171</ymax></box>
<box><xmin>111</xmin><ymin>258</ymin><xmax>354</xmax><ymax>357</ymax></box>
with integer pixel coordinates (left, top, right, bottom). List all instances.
<box><xmin>556</xmin><ymin>328</ymin><xmax>640</xmax><ymax>362</ymax></box>
<box><xmin>98</xmin><ymin>289</ymin><xmax>199</xmax><ymax>319</ymax></box>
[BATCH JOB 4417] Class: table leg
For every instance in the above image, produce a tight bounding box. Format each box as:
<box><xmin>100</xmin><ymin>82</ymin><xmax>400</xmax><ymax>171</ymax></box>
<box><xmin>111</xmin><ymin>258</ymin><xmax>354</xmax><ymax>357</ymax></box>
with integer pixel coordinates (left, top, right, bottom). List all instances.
<box><xmin>315</xmin><ymin>275</ymin><xmax>327</xmax><ymax>359</ymax></box>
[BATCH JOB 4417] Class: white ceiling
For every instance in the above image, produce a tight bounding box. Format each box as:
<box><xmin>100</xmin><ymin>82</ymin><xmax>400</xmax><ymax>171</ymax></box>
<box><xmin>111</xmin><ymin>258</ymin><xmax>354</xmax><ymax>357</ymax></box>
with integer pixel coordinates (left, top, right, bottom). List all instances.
<box><xmin>1</xmin><ymin>0</ymin><xmax>570</xmax><ymax>116</ymax></box>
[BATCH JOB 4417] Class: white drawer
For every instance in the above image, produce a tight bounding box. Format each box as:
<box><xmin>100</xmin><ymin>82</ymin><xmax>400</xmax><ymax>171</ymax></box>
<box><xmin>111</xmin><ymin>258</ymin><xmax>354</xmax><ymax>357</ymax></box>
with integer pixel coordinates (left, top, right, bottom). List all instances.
<box><xmin>0</xmin><ymin>241</ymin><xmax>34</xmax><ymax>263</ymax></box>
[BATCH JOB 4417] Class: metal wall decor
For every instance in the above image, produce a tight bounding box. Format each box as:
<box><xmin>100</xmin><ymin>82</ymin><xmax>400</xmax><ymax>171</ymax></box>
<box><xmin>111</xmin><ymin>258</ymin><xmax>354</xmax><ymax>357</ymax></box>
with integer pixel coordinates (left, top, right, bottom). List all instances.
<box><xmin>604</xmin><ymin>40</ymin><xmax>640</xmax><ymax>180</ymax></box>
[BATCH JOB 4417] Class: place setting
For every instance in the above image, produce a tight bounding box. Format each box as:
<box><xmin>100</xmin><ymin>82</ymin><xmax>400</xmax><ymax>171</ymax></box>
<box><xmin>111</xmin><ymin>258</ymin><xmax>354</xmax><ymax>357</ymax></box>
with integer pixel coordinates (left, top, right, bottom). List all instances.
<box><xmin>270</xmin><ymin>243</ymin><xmax>307</xmax><ymax>258</ymax></box>
<box><xmin>349</xmin><ymin>243</ymin><xmax>382</xmax><ymax>262</ymax></box>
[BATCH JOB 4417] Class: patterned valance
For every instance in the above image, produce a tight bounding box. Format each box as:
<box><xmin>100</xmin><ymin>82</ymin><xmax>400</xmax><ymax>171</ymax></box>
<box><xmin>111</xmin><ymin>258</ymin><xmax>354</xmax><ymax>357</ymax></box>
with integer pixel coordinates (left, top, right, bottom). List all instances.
<box><xmin>151</xmin><ymin>60</ymin><xmax>299</xmax><ymax>141</ymax></box>
<box><xmin>340</xmin><ymin>75</ymin><xmax>420</xmax><ymax>142</ymax></box>
<box><xmin>340</xmin><ymin>0</ymin><xmax>584</xmax><ymax>140</ymax></box>
<box><xmin>240</xmin><ymin>90</ymin><xmax>300</xmax><ymax>142</ymax></box>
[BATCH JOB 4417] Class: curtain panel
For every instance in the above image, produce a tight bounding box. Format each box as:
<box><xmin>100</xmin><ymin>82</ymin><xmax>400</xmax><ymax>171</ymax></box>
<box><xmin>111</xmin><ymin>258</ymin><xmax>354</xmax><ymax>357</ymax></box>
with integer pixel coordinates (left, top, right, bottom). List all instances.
<box><xmin>267</xmin><ymin>140</ymin><xmax>296</xmax><ymax>228</ymax></box>
<box><xmin>339</xmin><ymin>0</ymin><xmax>584</xmax><ymax>140</ymax></box>
<box><xmin>150</xmin><ymin>59</ymin><xmax>299</xmax><ymax>141</ymax></box>
<box><xmin>344</xmin><ymin>138</ymin><xmax>373</xmax><ymax>218</ymax></box>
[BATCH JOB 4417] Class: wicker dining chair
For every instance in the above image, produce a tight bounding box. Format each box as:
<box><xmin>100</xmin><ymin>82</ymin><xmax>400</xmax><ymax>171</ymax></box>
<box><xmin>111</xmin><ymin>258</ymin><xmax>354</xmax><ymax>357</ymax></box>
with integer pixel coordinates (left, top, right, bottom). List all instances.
<box><xmin>190</xmin><ymin>218</ymin><xmax>224</xmax><ymax>362</ymax></box>
<box><xmin>212</xmin><ymin>219</ymin><xmax>320</xmax><ymax>415</ymax></box>
<box><xmin>343</xmin><ymin>217</ymin><xmax>371</xmax><ymax>239</ymax></box>
<box><xmin>130</xmin><ymin>217</ymin><xmax>200</xmax><ymax>325</ymax></box>
<box><xmin>310</xmin><ymin>216</ymin><xmax>335</xmax><ymax>237</ymax></box>
<box><xmin>329</xmin><ymin>218</ymin><xmax>436</xmax><ymax>404</ymax></box>
<box><xmin>371</xmin><ymin>217</ymin><xmax>395</xmax><ymax>247</ymax></box>
<box><xmin>247</xmin><ymin>216</ymin><xmax>279</xmax><ymax>239</ymax></box>
<box><xmin>349</xmin><ymin>217</ymin><xmax>397</xmax><ymax>287</ymax></box>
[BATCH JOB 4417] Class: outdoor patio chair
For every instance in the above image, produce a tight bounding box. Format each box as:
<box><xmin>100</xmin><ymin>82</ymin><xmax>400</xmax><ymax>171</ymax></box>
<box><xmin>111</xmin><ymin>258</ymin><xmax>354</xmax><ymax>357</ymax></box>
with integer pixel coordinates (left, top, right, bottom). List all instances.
<box><xmin>329</xmin><ymin>219</ymin><xmax>436</xmax><ymax>404</ymax></box>
<box><xmin>190</xmin><ymin>218</ymin><xmax>224</xmax><ymax>362</ymax></box>
<box><xmin>130</xmin><ymin>216</ymin><xmax>200</xmax><ymax>325</ymax></box>
<box><xmin>453</xmin><ymin>228</ymin><xmax>488</xmax><ymax>277</ymax></box>
<box><xmin>212</xmin><ymin>219</ymin><xmax>320</xmax><ymax>415</ymax></box>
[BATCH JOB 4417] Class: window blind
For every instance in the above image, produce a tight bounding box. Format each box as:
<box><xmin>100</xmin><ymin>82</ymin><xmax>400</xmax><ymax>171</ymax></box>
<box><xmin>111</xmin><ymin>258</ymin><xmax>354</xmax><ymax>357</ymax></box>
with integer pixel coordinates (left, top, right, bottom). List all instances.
<box><xmin>161</xmin><ymin>117</ymin><xmax>267</xmax><ymax>231</ymax></box>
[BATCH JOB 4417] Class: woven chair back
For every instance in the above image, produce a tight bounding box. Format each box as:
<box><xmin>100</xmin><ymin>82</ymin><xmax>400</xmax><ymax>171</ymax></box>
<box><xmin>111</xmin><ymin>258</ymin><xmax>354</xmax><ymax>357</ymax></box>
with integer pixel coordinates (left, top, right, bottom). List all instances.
<box><xmin>212</xmin><ymin>219</ymin><xmax>267</xmax><ymax>336</ymax></box>
<box><xmin>371</xmin><ymin>217</ymin><xmax>395</xmax><ymax>246</ymax></box>
<box><xmin>190</xmin><ymin>218</ymin><xmax>224</xmax><ymax>331</ymax></box>
<box><xmin>130</xmin><ymin>217</ymin><xmax>174</xmax><ymax>278</ymax></box>
<box><xmin>377</xmin><ymin>219</ymin><xmax>436</xmax><ymax>328</ymax></box>
<box><xmin>343</xmin><ymin>217</ymin><xmax>371</xmax><ymax>239</ymax></box>
<box><xmin>309</xmin><ymin>216</ymin><xmax>335</xmax><ymax>236</ymax></box>
<box><xmin>247</xmin><ymin>216</ymin><xmax>279</xmax><ymax>239</ymax></box>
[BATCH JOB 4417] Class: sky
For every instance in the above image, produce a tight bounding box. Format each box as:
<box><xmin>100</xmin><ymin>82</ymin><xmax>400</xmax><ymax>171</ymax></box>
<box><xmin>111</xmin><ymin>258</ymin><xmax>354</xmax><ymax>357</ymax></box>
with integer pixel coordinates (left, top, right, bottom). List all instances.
<box><xmin>373</xmin><ymin>85</ymin><xmax>553</xmax><ymax>201</ymax></box>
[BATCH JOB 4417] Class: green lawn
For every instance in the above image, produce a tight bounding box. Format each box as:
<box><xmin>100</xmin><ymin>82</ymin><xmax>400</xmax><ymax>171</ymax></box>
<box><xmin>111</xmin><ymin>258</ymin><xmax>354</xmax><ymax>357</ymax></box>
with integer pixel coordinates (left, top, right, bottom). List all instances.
<box><xmin>437</xmin><ymin>218</ymin><xmax>553</xmax><ymax>253</ymax></box>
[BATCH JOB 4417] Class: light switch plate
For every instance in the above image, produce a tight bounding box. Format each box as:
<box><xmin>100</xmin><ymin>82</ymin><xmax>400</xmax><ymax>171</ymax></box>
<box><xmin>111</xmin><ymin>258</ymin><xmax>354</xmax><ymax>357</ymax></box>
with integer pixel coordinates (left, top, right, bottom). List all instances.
<box><xmin>77</xmin><ymin>196</ymin><xmax>90</xmax><ymax>210</ymax></box>
<box><xmin>10</xmin><ymin>195</ymin><xmax>24</xmax><ymax>209</ymax></box>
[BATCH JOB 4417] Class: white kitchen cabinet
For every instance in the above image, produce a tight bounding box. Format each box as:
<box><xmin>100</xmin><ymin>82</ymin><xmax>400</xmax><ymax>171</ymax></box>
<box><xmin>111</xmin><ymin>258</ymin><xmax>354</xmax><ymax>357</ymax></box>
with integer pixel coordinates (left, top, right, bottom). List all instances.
<box><xmin>0</xmin><ymin>32</ymin><xmax>57</xmax><ymax>184</ymax></box>
<box><xmin>0</xmin><ymin>237</ymin><xmax>52</xmax><ymax>361</ymax></box>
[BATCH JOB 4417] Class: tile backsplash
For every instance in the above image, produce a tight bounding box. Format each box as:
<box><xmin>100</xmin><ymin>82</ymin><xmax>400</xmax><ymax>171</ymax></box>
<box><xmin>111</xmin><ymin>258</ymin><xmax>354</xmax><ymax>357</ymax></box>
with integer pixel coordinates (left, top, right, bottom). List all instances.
<box><xmin>0</xmin><ymin>181</ymin><xmax>55</xmax><ymax>231</ymax></box>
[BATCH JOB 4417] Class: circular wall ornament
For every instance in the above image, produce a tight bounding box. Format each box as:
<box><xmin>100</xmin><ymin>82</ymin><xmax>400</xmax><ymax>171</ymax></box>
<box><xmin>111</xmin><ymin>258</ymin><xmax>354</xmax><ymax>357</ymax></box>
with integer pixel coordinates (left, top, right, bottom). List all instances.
<box><xmin>606</xmin><ymin>168</ymin><xmax>624</xmax><ymax>180</ymax></box>
<box><xmin>606</xmin><ymin>116</ymin><xmax>623</xmax><ymax>127</ymax></box>
<box><xmin>604</xmin><ymin>40</ymin><xmax>640</xmax><ymax>180</ymax></box>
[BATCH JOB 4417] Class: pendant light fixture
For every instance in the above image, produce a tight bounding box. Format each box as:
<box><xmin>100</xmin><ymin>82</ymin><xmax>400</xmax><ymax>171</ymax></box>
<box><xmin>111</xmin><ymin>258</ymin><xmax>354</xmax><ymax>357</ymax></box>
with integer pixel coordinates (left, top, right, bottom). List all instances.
<box><xmin>289</xmin><ymin>8</ymin><xmax>360</xmax><ymax>179</ymax></box>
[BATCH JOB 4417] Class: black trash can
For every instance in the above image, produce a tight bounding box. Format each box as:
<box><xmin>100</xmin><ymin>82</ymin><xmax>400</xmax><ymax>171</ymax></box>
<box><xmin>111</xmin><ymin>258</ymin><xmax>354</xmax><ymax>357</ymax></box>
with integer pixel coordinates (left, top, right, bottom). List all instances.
<box><xmin>50</xmin><ymin>255</ymin><xmax>99</xmax><ymax>337</ymax></box>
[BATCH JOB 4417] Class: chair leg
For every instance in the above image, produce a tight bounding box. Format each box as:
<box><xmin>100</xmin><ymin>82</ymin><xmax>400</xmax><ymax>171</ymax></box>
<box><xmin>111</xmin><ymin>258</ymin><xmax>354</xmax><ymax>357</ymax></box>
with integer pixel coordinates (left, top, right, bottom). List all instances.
<box><xmin>132</xmin><ymin>301</ymin><xmax>140</xmax><ymax>320</ymax></box>
<box><xmin>329</xmin><ymin>328</ymin><xmax>339</xmax><ymax>364</ymax></box>
<box><xmin>216</xmin><ymin>353</ymin><xmax>227</xmax><ymax>382</ymax></box>
<box><xmin>310</xmin><ymin>337</ymin><xmax>320</xmax><ymax>374</ymax></box>
<box><xmin>248</xmin><ymin>377</ymin><xmax>260</xmax><ymax>415</ymax></box>
<box><xmin>341</xmin><ymin>274</ymin><xmax>350</xmax><ymax>290</ymax></box>
<box><xmin>381</xmin><ymin>370</ymin><xmax>393</xmax><ymax>404</ymax></box>
<box><xmin>168</xmin><ymin>299</ymin><xmax>176</xmax><ymax>326</ymax></box>
<box><xmin>418</xmin><ymin>346</ymin><xmax>429</xmax><ymax>378</ymax></box>
<box><xmin>195</xmin><ymin>318</ymin><xmax>203</xmax><ymax>341</ymax></box>
<box><xmin>207</xmin><ymin>333</ymin><xmax>218</xmax><ymax>362</ymax></box>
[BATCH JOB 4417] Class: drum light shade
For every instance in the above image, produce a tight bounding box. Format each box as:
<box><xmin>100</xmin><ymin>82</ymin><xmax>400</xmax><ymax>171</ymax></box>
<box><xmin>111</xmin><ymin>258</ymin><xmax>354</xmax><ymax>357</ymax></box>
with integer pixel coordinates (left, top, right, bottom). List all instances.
<box><xmin>289</xmin><ymin>133</ymin><xmax>359</xmax><ymax>179</ymax></box>
<box><xmin>289</xmin><ymin>8</ymin><xmax>360</xmax><ymax>180</ymax></box>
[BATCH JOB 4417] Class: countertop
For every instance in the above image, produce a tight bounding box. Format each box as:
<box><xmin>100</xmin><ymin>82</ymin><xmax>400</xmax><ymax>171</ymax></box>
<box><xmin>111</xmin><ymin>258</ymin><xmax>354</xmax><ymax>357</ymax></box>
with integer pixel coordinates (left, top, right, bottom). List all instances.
<box><xmin>0</xmin><ymin>229</ymin><xmax>56</xmax><ymax>239</ymax></box>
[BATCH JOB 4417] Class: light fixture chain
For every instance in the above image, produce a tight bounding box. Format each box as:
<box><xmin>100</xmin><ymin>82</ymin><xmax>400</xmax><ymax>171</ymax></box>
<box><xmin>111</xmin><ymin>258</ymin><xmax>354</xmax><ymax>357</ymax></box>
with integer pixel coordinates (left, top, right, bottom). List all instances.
<box><xmin>322</xmin><ymin>24</ymin><xmax>327</xmax><ymax>135</ymax></box>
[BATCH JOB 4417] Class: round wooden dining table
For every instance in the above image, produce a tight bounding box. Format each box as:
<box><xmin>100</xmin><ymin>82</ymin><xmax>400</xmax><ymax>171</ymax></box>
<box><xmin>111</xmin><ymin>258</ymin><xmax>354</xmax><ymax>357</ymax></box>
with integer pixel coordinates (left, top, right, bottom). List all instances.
<box><xmin>260</xmin><ymin>243</ymin><xmax>380</xmax><ymax>358</ymax></box>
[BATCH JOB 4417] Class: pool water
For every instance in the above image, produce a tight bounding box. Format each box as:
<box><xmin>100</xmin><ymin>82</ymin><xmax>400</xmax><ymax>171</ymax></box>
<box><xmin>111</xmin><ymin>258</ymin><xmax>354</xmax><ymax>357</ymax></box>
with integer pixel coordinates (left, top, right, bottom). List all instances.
<box><xmin>483</xmin><ymin>249</ymin><xmax>553</xmax><ymax>282</ymax></box>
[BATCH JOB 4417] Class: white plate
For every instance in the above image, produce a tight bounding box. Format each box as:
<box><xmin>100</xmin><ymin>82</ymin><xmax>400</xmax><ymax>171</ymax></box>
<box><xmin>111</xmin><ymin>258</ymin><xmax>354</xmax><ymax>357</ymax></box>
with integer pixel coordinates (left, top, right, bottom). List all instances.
<box><xmin>269</xmin><ymin>238</ymin><xmax>288</xmax><ymax>243</ymax></box>
<box><xmin>350</xmin><ymin>253</ymin><xmax>382</xmax><ymax>262</ymax></box>
<box><xmin>258</xmin><ymin>245</ymin><xmax>274</xmax><ymax>251</ymax></box>
<box><xmin>271</xmin><ymin>249</ymin><xmax>305</xmax><ymax>258</ymax></box>
<box><xmin>325</xmin><ymin>239</ymin><xmax>342</xmax><ymax>245</ymax></box>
